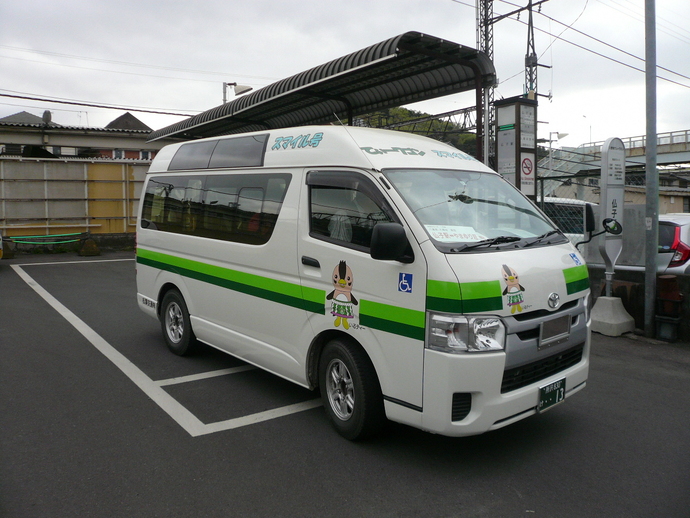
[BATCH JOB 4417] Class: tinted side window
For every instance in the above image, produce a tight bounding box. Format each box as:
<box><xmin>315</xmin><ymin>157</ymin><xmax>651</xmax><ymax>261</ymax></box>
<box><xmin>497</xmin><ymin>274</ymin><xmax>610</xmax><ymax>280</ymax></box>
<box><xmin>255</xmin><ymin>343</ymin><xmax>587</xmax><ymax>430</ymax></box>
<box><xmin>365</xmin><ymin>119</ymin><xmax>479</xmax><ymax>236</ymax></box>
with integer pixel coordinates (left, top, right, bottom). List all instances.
<box><xmin>141</xmin><ymin>176</ymin><xmax>205</xmax><ymax>234</ymax></box>
<box><xmin>141</xmin><ymin>173</ymin><xmax>291</xmax><ymax>245</ymax></box>
<box><xmin>168</xmin><ymin>141</ymin><xmax>217</xmax><ymax>170</ymax></box>
<box><xmin>659</xmin><ymin>222</ymin><xmax>678</xmax><ymax>247</ymax></box>
<box><xmin>309</xmin><ymin>183</ymin><xmax>393</xmax><ymax>250</ymax></box>
<box><xmin>208</xmin><ymin>135</ymin><xmax>268</xmax><ymax>168</ymax></box>
<box><xmin>168</xmin><ymin>135</ymin><xmax>268</xmax><ymax>171</ymax></box>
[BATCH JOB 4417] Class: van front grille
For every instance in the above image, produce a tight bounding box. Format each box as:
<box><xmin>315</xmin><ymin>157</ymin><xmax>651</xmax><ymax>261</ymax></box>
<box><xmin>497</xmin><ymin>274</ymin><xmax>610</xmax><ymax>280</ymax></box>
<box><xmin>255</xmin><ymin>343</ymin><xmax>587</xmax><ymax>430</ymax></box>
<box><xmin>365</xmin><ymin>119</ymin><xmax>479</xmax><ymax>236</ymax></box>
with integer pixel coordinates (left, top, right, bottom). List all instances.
<box><xmin>501</xmin><ymin>342</ymin><xmax>585</xmax><ymax>394</ymax></box>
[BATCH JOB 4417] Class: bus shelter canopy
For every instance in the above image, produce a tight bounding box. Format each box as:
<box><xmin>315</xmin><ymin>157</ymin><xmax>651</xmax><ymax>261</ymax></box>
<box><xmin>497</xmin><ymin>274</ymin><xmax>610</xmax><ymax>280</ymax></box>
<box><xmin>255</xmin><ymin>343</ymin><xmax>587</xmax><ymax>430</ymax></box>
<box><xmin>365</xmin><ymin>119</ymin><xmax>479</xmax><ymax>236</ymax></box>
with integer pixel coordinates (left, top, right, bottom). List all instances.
<box><xmin>147</xmin><ymin>31</ymin><xmax>496</xmax><ymax>143</ymax></box>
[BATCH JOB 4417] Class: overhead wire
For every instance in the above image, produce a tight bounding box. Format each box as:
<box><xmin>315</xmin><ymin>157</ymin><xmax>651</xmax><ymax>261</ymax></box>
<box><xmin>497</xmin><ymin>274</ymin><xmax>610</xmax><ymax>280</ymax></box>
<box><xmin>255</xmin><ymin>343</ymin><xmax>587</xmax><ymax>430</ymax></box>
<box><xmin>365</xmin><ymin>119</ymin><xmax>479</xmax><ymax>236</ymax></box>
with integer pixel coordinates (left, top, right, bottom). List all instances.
<box><xmin>595</xmin><ymin>0</ymin><xmax>690</xmax><ymax>45</ymax></box>
<box><xmin>0</xmin><ymin>44</ymin><xmax>280</xmax><ymax>82</ymax></box>
<box><xmin>0</xmin><ymin>90</ymin><xmax>197</xmax><ymax>117</ymax></box>
<box><xmin>492</xmin><ymin>0</ymin><xmax>690</xmax><ymax>88</ymax></box>
<box><xmin>535</xmin><ymin>7</ymin><xmax>690</xmax><ymax>82</ymax></box>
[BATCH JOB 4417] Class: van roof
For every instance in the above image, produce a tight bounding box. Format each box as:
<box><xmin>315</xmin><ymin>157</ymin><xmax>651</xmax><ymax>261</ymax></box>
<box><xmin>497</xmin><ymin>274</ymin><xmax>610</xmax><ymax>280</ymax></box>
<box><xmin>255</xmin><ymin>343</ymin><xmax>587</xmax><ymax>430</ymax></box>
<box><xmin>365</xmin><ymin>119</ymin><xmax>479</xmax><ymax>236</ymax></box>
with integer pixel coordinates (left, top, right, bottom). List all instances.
<box><xmin>148</xmin><ymin>125</ymin><xmax>496</xmax><ymax>175</ymax></box>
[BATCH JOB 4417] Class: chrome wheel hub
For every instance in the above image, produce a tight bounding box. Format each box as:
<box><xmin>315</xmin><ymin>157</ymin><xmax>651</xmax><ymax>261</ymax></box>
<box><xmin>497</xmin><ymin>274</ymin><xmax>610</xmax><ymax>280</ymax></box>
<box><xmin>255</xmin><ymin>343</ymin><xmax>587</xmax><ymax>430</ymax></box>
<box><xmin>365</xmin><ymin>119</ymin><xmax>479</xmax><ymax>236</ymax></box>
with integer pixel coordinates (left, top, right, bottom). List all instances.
<box><xmin>165</xmin><ymin>302</ymin><xmax>184</xmax><ymax>343</ymax></box>
<box><xmin>326</xmin><ymin>359</ymin><xmax>355</xmax><ymax>421</ymax></box>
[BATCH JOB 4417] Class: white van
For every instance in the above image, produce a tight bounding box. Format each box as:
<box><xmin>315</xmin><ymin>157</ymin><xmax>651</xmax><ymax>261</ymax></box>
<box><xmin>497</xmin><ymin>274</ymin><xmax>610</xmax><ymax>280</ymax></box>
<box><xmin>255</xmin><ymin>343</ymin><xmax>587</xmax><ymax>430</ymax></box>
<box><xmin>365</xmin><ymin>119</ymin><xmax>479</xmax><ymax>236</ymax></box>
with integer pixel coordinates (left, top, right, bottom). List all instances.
<box><xmin>539</xmin><ymin>197</ymin><xmax>590</xmax><ymax>246</ymax></box>
<box><xmin>136</xmin><ymin>125</ymin><xmax>591</xmax><ymax>440</ymax></box>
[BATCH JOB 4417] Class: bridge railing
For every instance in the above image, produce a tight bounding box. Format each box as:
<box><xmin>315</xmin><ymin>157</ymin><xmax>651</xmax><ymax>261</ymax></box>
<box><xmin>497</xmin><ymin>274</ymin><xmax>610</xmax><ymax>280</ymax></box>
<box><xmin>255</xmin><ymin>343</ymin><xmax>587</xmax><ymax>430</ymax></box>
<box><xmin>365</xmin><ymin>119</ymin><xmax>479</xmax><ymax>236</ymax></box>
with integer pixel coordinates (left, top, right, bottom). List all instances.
<box><xmin>580</xmin><ymin>130</ymin><xmax>690</xmax><ymax>161</ymax></box>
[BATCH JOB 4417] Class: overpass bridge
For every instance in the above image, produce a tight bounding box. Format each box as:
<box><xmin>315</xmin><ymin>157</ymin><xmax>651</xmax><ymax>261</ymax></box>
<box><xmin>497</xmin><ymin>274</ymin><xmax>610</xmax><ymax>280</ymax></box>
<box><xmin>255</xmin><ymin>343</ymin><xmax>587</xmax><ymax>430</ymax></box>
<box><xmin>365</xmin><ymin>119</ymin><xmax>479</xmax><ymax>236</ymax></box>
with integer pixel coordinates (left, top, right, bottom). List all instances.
<box><xmin>538</xmin><ymin>130</ymin><xmax>690</xmax><ymax>215</ymax></box>
<box><xmin>548</xmin><ymin>130</ymin><xmax>690</xmax><ymax>175</ymax></box>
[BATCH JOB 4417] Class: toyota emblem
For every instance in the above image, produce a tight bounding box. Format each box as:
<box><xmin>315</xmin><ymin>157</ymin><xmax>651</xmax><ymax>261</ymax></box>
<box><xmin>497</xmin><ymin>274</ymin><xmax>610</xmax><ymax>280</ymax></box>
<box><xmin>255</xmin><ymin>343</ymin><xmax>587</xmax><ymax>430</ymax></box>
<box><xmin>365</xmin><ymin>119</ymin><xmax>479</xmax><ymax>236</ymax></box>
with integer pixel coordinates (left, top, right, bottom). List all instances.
<box><xmin>548</xmin><ymin>293</ymin><xmax>560</xmax><ymax>309</ymax></box>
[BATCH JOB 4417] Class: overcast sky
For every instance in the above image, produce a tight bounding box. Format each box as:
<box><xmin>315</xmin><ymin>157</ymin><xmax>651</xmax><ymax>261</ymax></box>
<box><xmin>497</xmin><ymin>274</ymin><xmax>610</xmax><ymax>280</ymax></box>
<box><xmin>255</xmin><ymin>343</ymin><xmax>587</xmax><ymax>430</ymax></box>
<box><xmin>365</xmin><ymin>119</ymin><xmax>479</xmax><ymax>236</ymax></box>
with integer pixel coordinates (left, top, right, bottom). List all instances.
<box><xmin>1</xmin><ymin>0</ymin><xmax>688</xmax><ymax>149</ymax></box>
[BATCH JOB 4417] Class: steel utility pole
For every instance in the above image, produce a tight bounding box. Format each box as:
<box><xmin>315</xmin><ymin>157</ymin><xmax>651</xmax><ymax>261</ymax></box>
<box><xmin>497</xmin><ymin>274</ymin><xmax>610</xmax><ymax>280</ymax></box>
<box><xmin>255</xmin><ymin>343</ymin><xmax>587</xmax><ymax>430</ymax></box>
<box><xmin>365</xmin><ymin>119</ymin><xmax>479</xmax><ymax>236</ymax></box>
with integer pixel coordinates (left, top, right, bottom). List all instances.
<box><xmin>644</xmin><ymin>0</ymin><xmax>658</xmax><ymax>337</ymax></box>
<box><xmin>477</xmin><ymin>0</ymin><xmax>495</xmax><ymax>167</ymax></box>
<box><xmin>525</xmin><ymin>0</ymin><xmax>538</xmax><ymax>99</ymax></box>
<box><xmin>478</xmin><ymin>0</ymin><xmax>550</xmax><ymax>168</ymax></box>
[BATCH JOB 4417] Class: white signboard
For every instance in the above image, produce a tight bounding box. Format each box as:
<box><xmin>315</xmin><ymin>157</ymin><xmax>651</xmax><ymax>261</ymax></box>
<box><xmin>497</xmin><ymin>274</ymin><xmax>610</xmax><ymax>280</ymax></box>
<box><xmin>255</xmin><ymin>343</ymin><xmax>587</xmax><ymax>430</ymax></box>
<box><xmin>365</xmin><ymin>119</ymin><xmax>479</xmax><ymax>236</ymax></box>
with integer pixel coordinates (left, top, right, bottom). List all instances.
<box><xmin>497</xmin><ymin>128</ymin><xmax>516</xmax><ymax>181</ymax></box>
<box><xmin>426</xmin><ymin>225</ymin><xmax>487</xmax><ymax>243</ymax></box>
<box><xmin>599</xmin><ymin>137</ymin><xmax>626</xmax><ymax>273</ymax></box>
<box><xmin>520</xmin><ymin>105</ymin><xmax>536</xmax><ymax>148</ymax></box>
<box><xmin>497</xmin><ymin>105</ymin><xmax>515</xmax><ymax>125</ymax></box>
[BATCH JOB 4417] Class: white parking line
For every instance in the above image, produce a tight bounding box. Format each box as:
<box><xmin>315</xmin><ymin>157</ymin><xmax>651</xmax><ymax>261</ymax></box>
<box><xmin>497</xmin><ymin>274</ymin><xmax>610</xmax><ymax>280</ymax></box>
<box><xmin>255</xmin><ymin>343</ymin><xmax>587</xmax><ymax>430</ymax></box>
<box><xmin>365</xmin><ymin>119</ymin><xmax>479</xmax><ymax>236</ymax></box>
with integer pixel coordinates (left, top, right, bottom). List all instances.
<box><xmin>11</xmin><ymin>263</ymin><xmax>322</xmax><ymax>437</ymax></box>
<box><xmin>155</xmin><ymin>365</ymin><xmax>257</xmax><ymax>386</ymax></box>
<box><xmin>14</xmin><ymin>258</ymin><xmax>135</xmax><ymax>267</ymax></box>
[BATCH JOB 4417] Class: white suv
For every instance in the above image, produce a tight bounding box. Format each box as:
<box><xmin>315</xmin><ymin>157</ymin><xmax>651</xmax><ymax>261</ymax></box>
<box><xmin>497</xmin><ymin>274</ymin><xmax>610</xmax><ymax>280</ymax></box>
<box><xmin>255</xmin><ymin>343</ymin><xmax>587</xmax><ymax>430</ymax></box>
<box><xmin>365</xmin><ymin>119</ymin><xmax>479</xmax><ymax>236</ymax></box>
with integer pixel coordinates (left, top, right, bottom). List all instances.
<box><xmin>659</xmin><ymin>214</ymin><xmax>690</xmax><ymax>274</ymax></box>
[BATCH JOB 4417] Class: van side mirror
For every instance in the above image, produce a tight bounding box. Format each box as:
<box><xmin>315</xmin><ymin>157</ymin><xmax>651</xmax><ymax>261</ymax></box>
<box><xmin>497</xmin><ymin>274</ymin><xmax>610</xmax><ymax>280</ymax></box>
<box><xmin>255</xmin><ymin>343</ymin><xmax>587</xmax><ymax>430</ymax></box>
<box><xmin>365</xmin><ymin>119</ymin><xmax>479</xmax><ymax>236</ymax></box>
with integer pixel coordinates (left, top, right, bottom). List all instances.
<box><xmin>575</xmin><ymin>204</ymin><xmax>623</xmax><ymax>251</ymax></box>
<box><xmin>602</xmin><ymin>217</ymin><xmax>623</xmax><ymax>235</ymax></box>
<box><xmin>585</xmin><ymin>203</ymin><xmax>596</xmax><ymax>234</ymax></box>
<box><xmin>370</xmin><ymin>223</ymin><xmax>412</xmax><ymax>262</ymax></box>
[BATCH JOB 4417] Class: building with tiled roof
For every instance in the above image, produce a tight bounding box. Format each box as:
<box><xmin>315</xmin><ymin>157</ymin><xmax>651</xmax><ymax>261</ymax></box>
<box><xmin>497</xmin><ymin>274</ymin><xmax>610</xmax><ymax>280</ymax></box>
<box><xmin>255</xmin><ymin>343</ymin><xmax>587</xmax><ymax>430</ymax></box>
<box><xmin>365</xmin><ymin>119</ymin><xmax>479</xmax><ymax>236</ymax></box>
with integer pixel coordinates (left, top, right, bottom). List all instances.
<box><xmin>0</xmin><ymin>111</ymin><xmax>175</xmax><ymax>245</ymax></box>
<box><xmin>0</xmin><ymin>110</ymin><xmax>163</xmax><ymax>160</ymax></box>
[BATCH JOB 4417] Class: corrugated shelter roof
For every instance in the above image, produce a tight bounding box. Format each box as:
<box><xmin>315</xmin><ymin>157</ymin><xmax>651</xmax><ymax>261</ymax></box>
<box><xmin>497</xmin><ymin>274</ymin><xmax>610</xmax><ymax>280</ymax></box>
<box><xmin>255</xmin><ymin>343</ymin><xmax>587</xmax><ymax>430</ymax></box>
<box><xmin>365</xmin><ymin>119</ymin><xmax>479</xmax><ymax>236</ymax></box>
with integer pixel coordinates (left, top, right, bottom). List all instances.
<box><xmin>148</xmin><ymin>31</ymin><xmax>496</xmax><ymax>144</ymax></box>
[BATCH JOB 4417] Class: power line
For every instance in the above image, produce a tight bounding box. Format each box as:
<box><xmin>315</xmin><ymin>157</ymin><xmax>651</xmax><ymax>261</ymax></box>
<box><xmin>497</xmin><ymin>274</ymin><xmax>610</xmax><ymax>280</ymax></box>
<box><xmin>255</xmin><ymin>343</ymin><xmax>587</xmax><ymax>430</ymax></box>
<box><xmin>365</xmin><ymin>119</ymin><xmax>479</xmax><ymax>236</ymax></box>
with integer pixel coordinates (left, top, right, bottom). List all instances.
<box><xmin>595</xmin><ymin>0</ymin><xmax>690</xmax><ymax>45</ymax></box>
<box><xmin>0</xmin><ymin>53</ymin><xmax>273</xmax><ymax>87</ymax></box>
<box><xmin>0</xmin><ymin>44</ymin><xmax>280</xmax><ymax>82</ymax></box>
<box><xmin>491</xmin><ymin>0</ymin><xmax>690</xmax><ymax>89</ymax></box>
<box><xmin>0</xmin><ymin>91</ymin><xmax>196</xmax><ymax>117</ymax></box>
<box><xmin>496</xmin><ymin>0</ymin><xmax>690</xmax><ymax>85</ymax></box>
<box><xmin>457</xmin><ymin>0</ymin><xmax>689</xmax><ymax>91</ymax></box>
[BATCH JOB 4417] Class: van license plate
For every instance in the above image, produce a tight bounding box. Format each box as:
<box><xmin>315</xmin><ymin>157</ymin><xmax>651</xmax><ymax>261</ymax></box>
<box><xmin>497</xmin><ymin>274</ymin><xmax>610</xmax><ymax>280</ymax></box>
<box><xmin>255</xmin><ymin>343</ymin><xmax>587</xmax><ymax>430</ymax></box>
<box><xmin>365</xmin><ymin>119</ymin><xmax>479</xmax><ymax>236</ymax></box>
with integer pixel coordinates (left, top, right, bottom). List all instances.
<box><xmin>538</xmin><ymin>314</ymin><xmax>571</xmax><ymax>350</ymax></box>
<box><xmin>538</xmin><ymin>378</ymin><xmax>566</xmax><ymax>413</ymax></box>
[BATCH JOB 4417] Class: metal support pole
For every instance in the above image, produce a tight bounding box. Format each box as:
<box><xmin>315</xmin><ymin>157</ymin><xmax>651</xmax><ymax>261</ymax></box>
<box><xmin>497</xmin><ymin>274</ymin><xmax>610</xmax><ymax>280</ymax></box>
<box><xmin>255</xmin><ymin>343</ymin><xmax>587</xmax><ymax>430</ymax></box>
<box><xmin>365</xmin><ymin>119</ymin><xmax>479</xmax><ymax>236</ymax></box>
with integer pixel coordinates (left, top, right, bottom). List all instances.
<box><xmin>644</xmin><ymin>0</ymin><xmax>658</xmax><ymax>337</ymax></box>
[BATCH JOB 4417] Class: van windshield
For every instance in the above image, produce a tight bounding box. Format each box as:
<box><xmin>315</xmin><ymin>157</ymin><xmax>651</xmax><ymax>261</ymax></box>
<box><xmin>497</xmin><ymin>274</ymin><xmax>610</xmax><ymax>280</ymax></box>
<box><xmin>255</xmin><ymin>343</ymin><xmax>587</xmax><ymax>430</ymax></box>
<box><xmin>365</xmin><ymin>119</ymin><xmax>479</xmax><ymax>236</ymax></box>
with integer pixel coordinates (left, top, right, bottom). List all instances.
<box><xmin>383</xmin><ymin>169</ymin><xmax>566</xmax><ymax>252</ymax></box>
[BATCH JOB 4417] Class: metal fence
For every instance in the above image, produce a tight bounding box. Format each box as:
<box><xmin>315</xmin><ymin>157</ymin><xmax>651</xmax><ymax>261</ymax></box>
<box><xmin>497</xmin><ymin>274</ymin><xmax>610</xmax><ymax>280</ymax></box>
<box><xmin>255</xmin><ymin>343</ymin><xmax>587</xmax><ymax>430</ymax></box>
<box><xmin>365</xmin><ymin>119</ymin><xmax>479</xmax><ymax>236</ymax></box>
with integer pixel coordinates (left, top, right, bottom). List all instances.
<box><xmin>537</xmin><ymin>169</ymin><xmax>690</xmax><ymax>231</ymax></box>
<box><xmin>0</xmin><ymin>157</ymin><xmax>148</xmax><ymax>239</ymax></box>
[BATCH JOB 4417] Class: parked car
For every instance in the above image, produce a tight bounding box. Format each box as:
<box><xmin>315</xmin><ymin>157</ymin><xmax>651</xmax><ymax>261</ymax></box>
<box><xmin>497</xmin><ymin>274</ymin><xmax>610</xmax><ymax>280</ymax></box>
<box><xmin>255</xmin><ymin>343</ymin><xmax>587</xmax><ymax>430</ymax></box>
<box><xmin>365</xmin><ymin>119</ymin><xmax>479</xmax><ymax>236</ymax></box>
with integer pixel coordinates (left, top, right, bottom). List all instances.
<box><xmin>539</xmin><ymin>197</ymin><xmax>589</xmax><ymax>246</ymax></box>
<box><xmin>659</xmin><ymin>214</ymin><xmax>690</xmax><ymax>274</ymax></box>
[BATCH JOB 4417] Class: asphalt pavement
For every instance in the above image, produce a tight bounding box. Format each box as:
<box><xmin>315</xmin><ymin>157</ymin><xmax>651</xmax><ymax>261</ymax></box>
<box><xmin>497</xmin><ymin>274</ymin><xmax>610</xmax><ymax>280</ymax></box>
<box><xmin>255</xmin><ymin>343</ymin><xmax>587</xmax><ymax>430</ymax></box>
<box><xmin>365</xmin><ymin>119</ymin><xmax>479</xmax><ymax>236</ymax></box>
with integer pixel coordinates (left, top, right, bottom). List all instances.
<box><xmin>1</xmin><ymin>251</ymin><xmax>689</xmax><ymax>518</ymax></box>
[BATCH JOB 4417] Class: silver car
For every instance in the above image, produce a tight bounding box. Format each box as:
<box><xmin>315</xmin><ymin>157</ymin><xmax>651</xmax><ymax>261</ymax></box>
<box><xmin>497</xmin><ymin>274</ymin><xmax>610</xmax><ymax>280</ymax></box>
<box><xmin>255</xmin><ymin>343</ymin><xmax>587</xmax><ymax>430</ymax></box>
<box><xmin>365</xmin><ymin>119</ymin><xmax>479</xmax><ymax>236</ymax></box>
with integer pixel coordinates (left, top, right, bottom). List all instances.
<box><xmin>659</xmin><ymin>214</ymin><xmax>690</xmax><ymax>274</ymax></box>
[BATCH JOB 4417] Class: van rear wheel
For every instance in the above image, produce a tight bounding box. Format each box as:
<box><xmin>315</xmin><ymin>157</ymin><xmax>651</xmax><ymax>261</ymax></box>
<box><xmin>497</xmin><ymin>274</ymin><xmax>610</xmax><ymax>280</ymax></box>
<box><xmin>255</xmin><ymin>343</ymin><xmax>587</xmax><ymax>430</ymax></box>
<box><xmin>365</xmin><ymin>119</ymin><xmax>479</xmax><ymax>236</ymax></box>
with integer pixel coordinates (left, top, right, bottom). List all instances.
<box><xmin>319</xmin><ymin>338</ymin><xmax>385</xmax><ymax>440</ymax></box>
<box><xmin>160</xmin><ymin>290</ymin><xmax>198</xmax><ymax>356</ymax></box>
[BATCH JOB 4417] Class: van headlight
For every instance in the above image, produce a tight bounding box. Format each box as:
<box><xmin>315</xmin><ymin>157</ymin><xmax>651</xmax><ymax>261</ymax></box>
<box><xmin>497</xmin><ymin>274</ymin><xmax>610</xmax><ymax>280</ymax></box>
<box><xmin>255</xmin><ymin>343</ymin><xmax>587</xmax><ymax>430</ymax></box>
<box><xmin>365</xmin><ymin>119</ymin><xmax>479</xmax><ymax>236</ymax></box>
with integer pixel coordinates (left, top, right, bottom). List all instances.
<box><xmin>427</xmin><ymin>313</ymin><xmax>506</xmax><ymax>353</ymax></box>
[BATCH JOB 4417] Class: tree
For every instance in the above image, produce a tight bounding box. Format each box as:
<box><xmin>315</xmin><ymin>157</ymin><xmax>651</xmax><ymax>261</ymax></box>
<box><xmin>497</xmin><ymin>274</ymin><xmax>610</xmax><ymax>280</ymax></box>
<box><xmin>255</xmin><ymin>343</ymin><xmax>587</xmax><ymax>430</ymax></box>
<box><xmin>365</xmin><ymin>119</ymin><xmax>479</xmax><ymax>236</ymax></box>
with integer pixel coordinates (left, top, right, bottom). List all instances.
<box><xmin>357</xmin><ymin>107</ymin><xmax>478</xmax><ymax>158</ymax></box>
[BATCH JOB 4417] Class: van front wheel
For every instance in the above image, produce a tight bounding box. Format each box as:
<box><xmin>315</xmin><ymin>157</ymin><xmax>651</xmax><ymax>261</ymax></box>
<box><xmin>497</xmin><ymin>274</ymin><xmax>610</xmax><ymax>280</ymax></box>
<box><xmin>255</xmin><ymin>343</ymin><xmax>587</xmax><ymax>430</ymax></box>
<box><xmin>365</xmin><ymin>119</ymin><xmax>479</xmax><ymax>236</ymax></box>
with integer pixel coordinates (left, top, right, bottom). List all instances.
<box><xmin>160</xmin><ymin>290</ymin><xmax>198</xmax><ymax>356</ymax></box>
<box><xmin>319</xmin><ymin>339</ymin><xmax>385</xmax><ymax>440</ymax></box>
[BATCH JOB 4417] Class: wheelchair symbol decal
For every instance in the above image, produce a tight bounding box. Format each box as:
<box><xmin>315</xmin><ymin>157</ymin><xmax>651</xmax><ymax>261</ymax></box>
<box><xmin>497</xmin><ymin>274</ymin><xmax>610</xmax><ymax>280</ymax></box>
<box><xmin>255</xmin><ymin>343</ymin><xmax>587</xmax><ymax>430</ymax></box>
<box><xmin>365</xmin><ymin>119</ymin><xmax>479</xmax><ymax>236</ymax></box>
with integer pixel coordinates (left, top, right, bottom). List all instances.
<box><xmin>398</xmin><ymin>273</ymin><xmax>413</xmax><ymax>293</ymax></box>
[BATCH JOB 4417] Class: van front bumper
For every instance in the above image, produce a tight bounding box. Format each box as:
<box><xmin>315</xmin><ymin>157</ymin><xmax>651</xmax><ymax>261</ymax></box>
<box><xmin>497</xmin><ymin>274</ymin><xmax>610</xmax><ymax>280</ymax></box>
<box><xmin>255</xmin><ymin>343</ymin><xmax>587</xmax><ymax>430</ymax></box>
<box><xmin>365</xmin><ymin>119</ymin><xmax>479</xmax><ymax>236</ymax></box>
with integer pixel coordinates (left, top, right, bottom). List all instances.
<box><xmin>418</xmin><ymin>338</ymin><xmax>589</xmax><ymax>437</ymax></box>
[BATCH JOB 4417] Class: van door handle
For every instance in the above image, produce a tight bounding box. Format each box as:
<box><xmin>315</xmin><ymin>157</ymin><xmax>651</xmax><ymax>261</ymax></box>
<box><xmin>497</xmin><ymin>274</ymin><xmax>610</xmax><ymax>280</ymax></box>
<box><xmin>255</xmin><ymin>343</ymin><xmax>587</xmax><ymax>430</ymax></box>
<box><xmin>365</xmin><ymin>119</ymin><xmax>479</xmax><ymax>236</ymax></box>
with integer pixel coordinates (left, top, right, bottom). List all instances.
<box><xmin>301</xmin><ymin>256</ymin><xmax>320</xmax><ymax>268</ymax></box>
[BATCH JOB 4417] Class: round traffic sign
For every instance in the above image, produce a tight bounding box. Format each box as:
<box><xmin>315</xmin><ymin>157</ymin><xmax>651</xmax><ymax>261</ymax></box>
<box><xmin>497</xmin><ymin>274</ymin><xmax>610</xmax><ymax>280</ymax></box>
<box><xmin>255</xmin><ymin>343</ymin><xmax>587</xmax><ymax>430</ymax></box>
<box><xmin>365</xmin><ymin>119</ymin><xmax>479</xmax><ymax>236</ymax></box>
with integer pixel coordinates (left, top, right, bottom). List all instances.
<box><xmin>522</xmin><ymin>157</ymin><xmax>533</xmax><ymax>176</ymax></box>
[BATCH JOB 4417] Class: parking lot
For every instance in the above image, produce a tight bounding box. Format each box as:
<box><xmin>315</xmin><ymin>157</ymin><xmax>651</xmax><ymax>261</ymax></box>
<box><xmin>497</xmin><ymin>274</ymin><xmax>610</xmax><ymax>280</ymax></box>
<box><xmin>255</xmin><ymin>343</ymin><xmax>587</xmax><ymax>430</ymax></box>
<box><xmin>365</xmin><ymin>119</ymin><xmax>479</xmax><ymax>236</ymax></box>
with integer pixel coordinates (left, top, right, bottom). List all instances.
<box><xmin>2</xmin><ymin>251</ymin><xmax>690</xmax><ymax>517</ymax></box>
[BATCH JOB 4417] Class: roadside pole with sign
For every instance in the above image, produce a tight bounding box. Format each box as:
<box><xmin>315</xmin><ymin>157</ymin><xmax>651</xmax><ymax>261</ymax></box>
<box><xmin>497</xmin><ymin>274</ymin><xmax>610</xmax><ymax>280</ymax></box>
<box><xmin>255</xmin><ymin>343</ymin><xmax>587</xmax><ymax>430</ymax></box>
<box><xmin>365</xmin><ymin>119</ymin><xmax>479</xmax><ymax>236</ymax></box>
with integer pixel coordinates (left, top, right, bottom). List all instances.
<box><xmin>495</xmin><ymin>96</ymin><xmax>538</xmax><ymax>201</ymax></box>
<box><xmin>591</xmin><ymin>137</ymin><xmax>635</xmax><ymax>336</ymax></box>
<box><xmin>599</xmin><ymin>137</ymin><xmax>626</xmax><ymax>294</ymax></box>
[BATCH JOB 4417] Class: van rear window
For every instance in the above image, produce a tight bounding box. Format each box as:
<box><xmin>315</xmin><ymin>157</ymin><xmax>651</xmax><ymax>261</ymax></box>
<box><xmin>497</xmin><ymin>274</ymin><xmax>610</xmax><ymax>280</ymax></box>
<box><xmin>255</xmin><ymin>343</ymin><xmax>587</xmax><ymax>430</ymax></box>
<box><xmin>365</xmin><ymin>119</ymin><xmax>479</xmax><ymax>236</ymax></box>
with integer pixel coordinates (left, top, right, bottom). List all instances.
<box><xmin>140</xmin><ymin>172</ymin><xmax>290</xmax><ymax>245</ymax></box>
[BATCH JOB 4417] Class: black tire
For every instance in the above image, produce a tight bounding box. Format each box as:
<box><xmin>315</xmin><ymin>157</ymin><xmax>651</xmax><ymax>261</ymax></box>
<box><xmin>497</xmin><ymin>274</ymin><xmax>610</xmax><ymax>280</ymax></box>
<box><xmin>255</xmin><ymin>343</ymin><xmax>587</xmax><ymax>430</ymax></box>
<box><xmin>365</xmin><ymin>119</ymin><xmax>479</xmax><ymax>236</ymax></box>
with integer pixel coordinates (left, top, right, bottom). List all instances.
<box><xmin>159</xmin><ymin>290</ymin><xmax>199</xmax><ymax>356</ymax></box>
<box><xmin>319</xmin><ymin>338</ymin><xmax>385</xmax><ymax>440</ymax></box>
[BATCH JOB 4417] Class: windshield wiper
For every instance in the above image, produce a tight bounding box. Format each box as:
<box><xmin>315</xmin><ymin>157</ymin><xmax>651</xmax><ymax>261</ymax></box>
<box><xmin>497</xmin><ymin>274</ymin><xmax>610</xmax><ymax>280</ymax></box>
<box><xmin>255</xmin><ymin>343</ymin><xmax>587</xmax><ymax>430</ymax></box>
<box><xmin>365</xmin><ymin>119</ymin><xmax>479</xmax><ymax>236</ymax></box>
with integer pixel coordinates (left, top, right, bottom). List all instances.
<box><xmin>451</xmin><ymin>235</ymin><xmax>521</xmax><ymax>252</ymax></box>
<box><xmin>522</xmin><ymin>229</ymin><xmax>564</xmax><ymax>248</ymax></box>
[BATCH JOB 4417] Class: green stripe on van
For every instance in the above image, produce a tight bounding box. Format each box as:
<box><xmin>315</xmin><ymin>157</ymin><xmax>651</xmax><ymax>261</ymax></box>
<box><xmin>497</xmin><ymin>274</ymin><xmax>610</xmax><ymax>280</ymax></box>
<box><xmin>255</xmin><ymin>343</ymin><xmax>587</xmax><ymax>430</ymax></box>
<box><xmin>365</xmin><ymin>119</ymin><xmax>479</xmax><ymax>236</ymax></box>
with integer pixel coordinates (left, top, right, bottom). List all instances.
<box><xmin>426</xmin><ymin>280</ymin><xmax>463</xmax><ymax>313</ymax></box>
<box><xmin>136</xmin><ymin>248</ymin><xmax>326</xmax><ymax>314</ymax></box>
<box><xmin>427</xmin><ymin>279</ymin><xmax>503</xmax><ymax>313</ymax></box>
<box><xmin>460</xmin><ymin>280</ymin><xmax>504</xmax><ymax>312</ymax></box>
<box><xmin>359</xmin><ymin>300</ymin><xmax>425</xmax><ymax>341</ymax></box>
<box><xmin>563</xmin><ymin>265</ymin><xmax>590</xmax><ymax>295</ymax></box>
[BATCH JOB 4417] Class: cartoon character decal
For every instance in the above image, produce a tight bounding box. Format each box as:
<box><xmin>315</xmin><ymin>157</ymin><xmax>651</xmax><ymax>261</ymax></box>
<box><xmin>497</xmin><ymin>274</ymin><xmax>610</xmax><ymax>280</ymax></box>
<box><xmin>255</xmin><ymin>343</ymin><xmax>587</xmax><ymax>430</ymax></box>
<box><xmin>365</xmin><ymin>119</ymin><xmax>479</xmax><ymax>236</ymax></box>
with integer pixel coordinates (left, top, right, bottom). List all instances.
<box><xmin>326</xmin><ymin>260</ymin><xmax>358</xmax><ymax>329</ymax></box>
<box><xmin>502</xmin><ymin>264</ymin><xmax>526</xmax><ymax>314</ymax></box>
